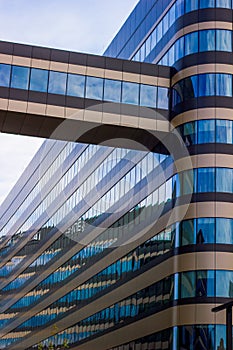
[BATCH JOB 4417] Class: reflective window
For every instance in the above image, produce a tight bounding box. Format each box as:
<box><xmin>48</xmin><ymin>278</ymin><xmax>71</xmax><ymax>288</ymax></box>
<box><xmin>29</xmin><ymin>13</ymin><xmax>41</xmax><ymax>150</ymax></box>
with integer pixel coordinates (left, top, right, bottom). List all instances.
<box><xmin>11</xmin><ymin>66</ymin><xmax>30</xmax><ymax>90</ymax></box>
<box><xmin>183</xmin><ymin>122</ymin><xmax>197</xmax><ymax>145</ymax></box>
<box><xmin>104</xmin><ymin>79</ymin><xmax>121</xmax><ymax>103</ymax></box>
<box><xmin>216</xmin><ymin>29</ymin><xmax>232</xmax><ymax>51</ymax></box>
<box><xmin>48</xmin><ymin>71</ymin><xmax>67</xmax><ymax>95</ymax></box>
<box><xmin>181</xmin><ymin>271</ymin><xmax>195</xmax><ymax>298</ymax></box>
<box><xmin>216</xmin><ymin>218</ymin><xmax>233</xmax><ymax>244</ymax></box>
<box><xmin>216</xmin><ymin>0</ymin><xmax>231</xmax><ymax>7</ymax></box>
<box><xmin>198</xmin><ymin>119</ymin><xmax>215</xmax><ymax>143</ymax></box>
<box><xmin>198</xmin><ymin>74</ymin><xmax>216</xmax><ymax>96</ymax></box>
<box><xmin>216</xmin><ymin>73</ymin><xmax>232</xmax><ymax>96</ymax></box>
<box><xmin>86</xmin><ymin>76</ymin><xmax>103</xmax><ymax>100</ymax></box>
<box><xmin>67</xmin><ymin>74</ymin><xmax>85</xmax><ymax>98</ymax></box>
<box><xmin>199</xmin><ymin>0</ymin><xmax>215</xmax><ymax>7</ymax></box>
<box><xmin>200</xmin><ymin>30</ymin><xmax>215</xmax><ymax>51</ymax></box>
<box><xmin>185</xmin><ymin>0</ymin><xmax>198</xmax><ymax>12</ymax></box>
<box><xmin>197</xmin><ymin>168</ymin><xmax>215</xmax><ymax>192</ymax></box>
<box><xmin>157</xmin><ymin>87</ymin><xmax>169</xmax><ymax>109</ymax></box>
<box><xmin>196</xmin><ymin>270</ymin><xmax>215</xmax><ymax>296</ymax></box>
<box><xmin>174</xmin><ymin>37</ymin><xmax>184</xmax><ymax>62</ymax></box>
<box><xmin>185</xmin><ymin>32</ymin><xmax>198</xmax><ymax>56</ymax></box>
<box><xmin>216</xmin><ymin>168</ymin><xmax>233</xmax><ymax>193</ymax></box>
<box><xmin>140</xmin><ymin>84</ymin><xmax>157</xmax><ymax>108</ymax></box>
<box><xmin>0</xmin><ymin>64</ymin><xmax>11</xmax><ymax>87</ymax></box>
<box><xmin>29</xmin><ymin>68</ymin><xmax>48</xmax><ymax>92</ymax></box>
<box><xmin>216</xmin><ymin>119</ymin><xmax>233</xmax><ymax>143</ymax></box>
<box><xmin>197</xmin><ymin>218</ymin><xmax>215</xmax><ymax>243</ymax></box>
<box><xmin>122</xmin><ymin>81</ymin><xmax>139</xmax><ymax>105</ymax></box>
<box><xmin>216</xmin><ymin>270</ymin><xmax>233</xmax><ymax>297</ymax></box>
<box><xmin>180</xmin><ymin>219</ymin><xmax>196</xmax><ymax>246</ymax></box>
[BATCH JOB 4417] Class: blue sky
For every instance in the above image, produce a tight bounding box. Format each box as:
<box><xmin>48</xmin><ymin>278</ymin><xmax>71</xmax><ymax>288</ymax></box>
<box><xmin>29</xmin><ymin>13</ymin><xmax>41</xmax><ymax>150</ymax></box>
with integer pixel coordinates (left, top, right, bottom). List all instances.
<box><xmin>0</xmin><ymin>0</ymin><xmax>138</xmax><ymax>204</ymax></box>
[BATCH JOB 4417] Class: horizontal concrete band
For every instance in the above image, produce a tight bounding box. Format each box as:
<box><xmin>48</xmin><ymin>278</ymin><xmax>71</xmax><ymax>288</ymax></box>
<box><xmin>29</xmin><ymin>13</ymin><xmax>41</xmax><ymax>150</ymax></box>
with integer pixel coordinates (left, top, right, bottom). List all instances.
<box><xmin>0</xmin><ymin>53</ymin><xmax>170</xmax><ymax>87</ymax></box>
<box><xmin>172</xmin><ymin>107</ymin><xmax>233</xmax><ymax>127</ymax></box>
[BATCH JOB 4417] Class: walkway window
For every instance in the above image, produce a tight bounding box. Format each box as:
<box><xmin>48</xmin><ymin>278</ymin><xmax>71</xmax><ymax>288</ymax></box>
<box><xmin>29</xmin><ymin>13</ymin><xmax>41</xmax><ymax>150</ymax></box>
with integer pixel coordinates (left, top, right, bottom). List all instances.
<box><xmin>30</xmin><ymin>68</ymin><xmax>48</xmax><ymax>92</ymax></box>
<box><xmin>140</xmin><ymin>84</ymin><xmax>157</xmax><ymax>108</ymax></box>
<box><xmin>67</xmin><ymin>74</ymin><xmax>85</xmax><ymax>98</ymax></box>
<box><xmin>86</xmin><ymin>76</ymin><xmax>103</xmax><ymax>100</ymax></box>
<box><xmin>122</xmin><ymin>81</ymin><xmax>139</xmax><ymax>105</ymax></box>
<box><xmin>48</xmin><ymin>71</ymin><xmax>67</xmax><ymax>95</ymax></box>
<box><xmin>11</xmin><ymin>66</ymin><xmax>29</xmax><ymax>90</ymax></box>
<box><xmin>104</xmin><ymin>79</ymin><xmax>121</xmax><ymax>103</ymax></box>
<box><xmin>0</xmin><ymin>64</ymin><xmax>11</xmax><ymax>87</ymax></box>
<box><xmin>157</xmin><ymin>87</ymin><xmax>169</xmax><ymax>109</ymax></box>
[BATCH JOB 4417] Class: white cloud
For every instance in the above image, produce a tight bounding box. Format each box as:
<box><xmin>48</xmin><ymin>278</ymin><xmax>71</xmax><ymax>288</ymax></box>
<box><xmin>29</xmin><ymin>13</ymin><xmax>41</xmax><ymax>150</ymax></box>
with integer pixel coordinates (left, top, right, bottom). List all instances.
<box><xmin>0</xmin><ymin>0</ymin><xmax>138</xmax><ymax>205</ymax></box>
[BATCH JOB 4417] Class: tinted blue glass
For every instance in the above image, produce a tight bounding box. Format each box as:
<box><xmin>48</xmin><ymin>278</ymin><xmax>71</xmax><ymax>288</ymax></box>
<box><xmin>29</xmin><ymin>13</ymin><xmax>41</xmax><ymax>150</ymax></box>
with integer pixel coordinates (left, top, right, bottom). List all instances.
<box><xmin>175</xmin><ymin>0</ymin><xmax>185</xmax><ymax>17</ymax></box>
<box><xmin>199</xmin><ymin>0</ymin><xmax>215</xmax><ymax>7</ymax></box>
<box><xmin>198</xmin><ymin>120</ymin><xmax>215</xmax><ymax>143</ymax></box>
<box><xmin>67</xmin><ymin>74</ymin><xmax>85</xmax><ymax>97</ymax></box>
<box><xmin>197</xmin><ymin>218</ymin><xmax>215</xmax><ymax>243</ymax></box>
<box><xmin>216</xmin><ymin>218</ymin><xmax>233</xmax><ymax>244</ymax></box>
<box><xmin>216</xmin><ymin>168</ymin><xmax>233</xmax><ymax>193</ymax></box>
<box><xmin>86</xmin><ymin>76</ymin><xmax>103</xmax><ymax>100</ymax></box>
<box><xmin>122</xmin><ymin>81</ymin><xmax>139</xmax><ymax>105</ymax></box>
<box><xmin>140</xmin><ymin>84</ymin><xmax>157</xmax><ymax>107</ymax></box>
<box><xmin>199</xmin><ymin>30</ymin><xmax>215</xmax><ymax>51</ymax></box>
<box><xmin>180</xmin><ymin>219</ymin><xmax>196</xmax><ymax>246</ymax></box>
<box><xmin>169</xmin><ymin>4</ymin><xmax>176</xmax><ymax>26</ymax></box>
<box><xmin>216</xmin><ymin>30</ymin><xmax>232</xmax><ymax>51</ymax></box>
<box><xmin>216</xmin><ymin>271</ymin><xmax>233</xmax><ymax>297</ymax></box>
<box><xmin>197</xmin><ymin>168</ymin><xmax>215</xmax><ymax>192</ymax></box>
<box><xmin>216</xmin><ymin>0</ymin><xmax>231</xmax><ymax>7</ymax></box>
<box><xmin>104</xmin><ymin>79</ymin><xmax>121</xmax><ymax>102</ymax></box>
<box><xmin>0</xmin><ymin>64</ymin><xmax>11</xmax><ymax>87</ymax></box>
<box><xmin>174</xmin><ymin>37</ymin><xmax>184</xmax><ymax>62</ymax></box>
<box><xmin>168</xmin><ymin>45</ymin><xmax>175</xmax><ymax>66</ymax></box>
<box><xmin>157</xmin><ymin>87</ymin><xmax>169</xmax><ymax>109</ymax></box>
<box><xmin>11</xmin><ymin>66</ymin><xmax>29</xmax><ymax>90</ymax></box>
<box><xmin>216</xmin><ymin>119</ymin><xmax>233</xmax><ymax>143</ymax></box>
<box><xmin>185</xmin><ymin>32</ymin><xmax>198</xmax><ymax>55</ymax></box>
<box><xmin>216</xmin><ymin>74</ymin><xmax>232</xmax><ymax>97</ymax></box>
<box><xmin>48</xmin><ymin>71</ymin><xmax>67</xmax><ymax>95</ymax></box>
<box><xmin>181</xmin><ymin>271</ymin><xmax>195</xmax><ymax>297</ymax></box>
<box><xmin>29</xmin><ymin>68</ymin><xmax>48</xmax><ymax>92</ymax></box>
<box><xmin>198</xmin><ymin>74</ymin><xmax>216</xmax><ymax>96</ymax></box>
<box><xmin>183</xmin><ymin>122</ymin><xmax>197</xmax><ymax>145</ymax></box>
<box><xmin>196</xmin><ymin>270</ymin><xmax>215</xmax><ymax>296</ymax></box>
<box><xmin>185</xmin><ymin>0</ymin><xmax>198</xmax><ymax>12</ymax></box>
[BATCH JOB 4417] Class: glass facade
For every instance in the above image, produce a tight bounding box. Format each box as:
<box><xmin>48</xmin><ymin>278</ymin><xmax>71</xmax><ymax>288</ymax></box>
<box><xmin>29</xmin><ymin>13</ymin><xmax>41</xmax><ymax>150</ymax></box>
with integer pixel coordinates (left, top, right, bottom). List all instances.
<box><xmin>0</xmin><ymin>0</ymin><xmax>232</xmax><ymax>349</ymax></box>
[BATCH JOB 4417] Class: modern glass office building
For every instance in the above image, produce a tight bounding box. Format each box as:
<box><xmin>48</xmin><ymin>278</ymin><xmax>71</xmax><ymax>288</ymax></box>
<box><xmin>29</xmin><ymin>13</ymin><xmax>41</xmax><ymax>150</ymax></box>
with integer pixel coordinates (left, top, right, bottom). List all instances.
<box><xmin>0</xmin><ymin>0</ymin><xmax>233</xmax><ymax>349</ymax></box>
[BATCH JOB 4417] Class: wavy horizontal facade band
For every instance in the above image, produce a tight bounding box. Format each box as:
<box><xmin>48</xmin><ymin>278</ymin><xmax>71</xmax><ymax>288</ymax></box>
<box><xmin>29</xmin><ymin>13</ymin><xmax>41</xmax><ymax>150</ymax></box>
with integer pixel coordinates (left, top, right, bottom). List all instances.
<box><xmin>0</xmin><ymin>0</ymin><xmax>233</xmax><ymax>350</ymax></box>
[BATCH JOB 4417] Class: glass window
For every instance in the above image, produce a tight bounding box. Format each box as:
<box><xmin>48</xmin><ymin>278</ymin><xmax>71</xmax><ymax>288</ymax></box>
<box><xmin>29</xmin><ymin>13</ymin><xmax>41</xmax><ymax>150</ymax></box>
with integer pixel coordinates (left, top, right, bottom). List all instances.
<box><xmin>48</xmin><ymin>71</ymin><xmax>67</xmax><ymax>95</ymax></box>
<box><xmin>140</xmin><ymin>84</ymin><xmax>157</xmax><ymax>108</ymax></box>
<box><xmin>181</xmin><ymin>271</ymin><xmax>195</xmax><ymax>298</ymax></box>
<box><xmin>199</xmin><ymin>0</ymin><xmax>215</xmax><ymax>7</ymax></box>
<box><xmin>168</xmin><ymin>4</ymin><xmax>176</xmax><ymax>26</ymax></box>
<box><xmin>122</xmin><ymin>81</ymin><xmax>139</xmax><ymax>105</ymax></box>
<box><xmin>11</xmin><ymin>66</ymin><xmax>30</xmax><ymax>90</ymax></box>
<box><xmin>174</xmin><ymin>37</ymin><xmax>184</xmax><ymax>62</ymax></box>
<box><xmin>168</xmin><ymin>45</ymin><xmax>175</xmax><ymax>66</ymax></box>
<box><xmin>199</xmin><ymin>30</ymin><xmax>215</xmax><ymax>52</ymax></box>
<box><xmin>29</xmin><ymin>68</ymin><xmax>48</xmax><ymax>92</ymax></box>
<box><xmin>197</xmin><ymin>218</ymin><xmax>215</xmax><ymax>243</ymax></box>
<box><xmin>104</xmin><ymin>79</ymin><xmax>121</xmax><ymax>103</ymax></box>
<box><xmin>216</xmin><ymin>325</ymin><xmax>226</xmax><ymax>350</ymax></box>
<box><xmin>185</xmin><ymin>0</ymin><xmax>198</xmax><ymax>12</ymax></box>
<box><xmin>183</xmin><ymin>76</ymin><xmax>198</xmax><ymax>100</ymax></box>
<box><xmin>86</xmin><ymin>76</ymin><xmax>103</xmax><ymax>100</ymax></box>
<box><xmin>185</xmin><ymin>32</ymin><xmax>198</xmax><ymax>56</ymax></box>
<box><xmin>0</xmin><ymin>64</ymin><xmax>11</xmax><ymax>87</ymax></box>
<box><xmin>151</xmin><ymin>28</ymin><xmax>157</xmax><ymax>50</ymax></box>
<box><xmin>216</xmin><ymin>30</ymin><xmax>232</xmax><ymax>51</ymax></box>
<box><xmin>180</xmin><ymin>219</ymin><xmax>196</xmax><ymax>246</ymax></box>
<box><xmin>197</xmin><ymin>168</ymin><xmax>215</xmax><ymax>193</ymax></box>
<box><xmin>198</xmin><ymin>74</ymin><xmax>216</xmax><ymax>96</ymax></box>
<box><xmin>162</xmin><ymin>12</ymin><xmax>169</xmax><ymax>35</ymax></box>
<box><xmin>196</xmin><ymin>270</ymin><xmax>215</xmax><ymax>296</ymax></box>
<box><xmin>216</xmin><ymin>0</ymin><xmax>231</xmax><ymax>8</ymax></box>
<box><xmin>216</xmin><ymin>270</ymin><xmax>233</xmax><ymax>297</ymax></box>
<box><xmin>198</xmin><ymin>119</ymin><xmax>215</xmax><ymax>143</ymax></box>
<box><xmin>183</xmin><ymin>122</ymin><xmax>197</xmax><ymax>145</ymax></box>
<box><xmin>157</xmin><ymin>87</ymin><xmax>169</xmax><ymax>109</ymax></box>
<box><xmin>216</xmin><ymin>218</ymin><xmax>233</xmax><ymax>244</ymax></box>
<box><xmin>182</xmin><ymin>169</ymin><xmax>196</xmax><ymax>195</ymax></box>
<box><xmin>216</xmin><ymin>168</ymin><xmax>233</xmax><ymax>193</ymax></box>
<box><xmin>175</xmin><ymin>0</ymin><xmax>185</xmax><ymax>17</ymax></box>
<box><xmin>216</xmin><ymin>119</ymin><xmax>233</xmax><ymax>144</ymax></box>
<box><xmin>157</xmin><ymin>22</ymin><xmax>163</xmax><ymax>43</ymax></box>
<box><xmin>216</xmin><ymin>74</ymin><xmax>232</xmax><ymax>97</ymax></box>
<box><xmin>67</xmin><ymin>74</ymin><xmax>85</xmax><ymax>97</ymax></box>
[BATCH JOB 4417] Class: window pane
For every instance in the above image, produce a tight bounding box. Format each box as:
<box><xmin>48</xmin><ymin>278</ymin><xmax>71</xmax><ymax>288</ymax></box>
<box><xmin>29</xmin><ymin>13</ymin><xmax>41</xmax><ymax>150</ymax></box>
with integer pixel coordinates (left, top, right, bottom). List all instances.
<box><xmin>197</xmin><ymin>168</ymin><xmax>215</xmax><ymax>192</ymax></box>
<box><xmin>216</xmin><ymin>168</ymin><xmax>233</xmax><ymax>193</ymax></box>
<box><xmin>140</xmin><ymin>84</ymin><xmax>157</xmax><ymax>108</ymax></box>
<box><xmin>0</xmin><ymin>64</ymin><xmax>11</xmax><ymax>87</ymax></box>
<box><xmin>157</xmin><ymin>87</ymin><xmax>169</xmax><ymax>109</ymax></box>
<box><xmin>216</xmin><ymin>218</ymin><xmax>233</xmax><ymax>244</ymax></box>
<box><xmin>67</xmin><ymin>74</ymin><xmax>85</xmax><ymax>97</ymax></box>
<box><xmin>198</xmin><ymin>119</ymin><xmax>215</xmax><ymax>143</ymax></box>
<box><xmin>183</xmin><ymin>121</ymin><xmax>197</xmax><ymax>145</ymax></box>
<box><xmin>48</xmin><ymin>71</ymin><xmax>67</xmax><ymax>95</ymax></box>
<box><xmin>216</xmin><ymin>74</ymin><xmax>232</xmax><ymax>97</ymax></box>
<box><xmin>180</xmin><ymin>219</ymin><xmax>196</xmax><ymax>246</ymax></box>
<box><xmin>185</xmin><ymin>32</ymin><xmax>198</xmax><ymax>56</ymax></box>
<box><xmin>196</xmin><ymin>270</ymin><xmax>215</xmax><ymax>296</ymax></box>
<box><xmin>104</xmin><ymin>79</ymin><xmax>121</xmax><ymax>103</ymax></box>
<box><xmin>174</xmin><ymin>37</ymin><xmax>184</xmax><ymax>62</ymax></box>
<box><xmin>122</xmin><ymin>81</ymin><xmax>139</xmax><ymax>105</ymax></box>
<box><xmin>182</xmin><ymin>169</ymin><xmax>196</xmax><ymax>195</ymax></box>
<box><xmin>29</xmin><ymin>68</ymin><xmax>48</xmax><ymax>92</ymax></box>
<box><xmin>185</xmin><ymin>0</ymin><xmax>198</xmax><ymax>12</ymax></box>
<box><xmin>199</xmin><ymin>30</ymin><xmax>215</xmax><ymax>52</ymax></box>
<box><xmin>181</xmin><ymin>271</ymin><xmax>195</xmax><ymax>298</ymax></box>
<box><xmin>11</xmin><ymin>66</ymin><xmax>30</xmax><ymax>90</ymax></box>
<box><xmin>198</xmin><ymin>74</ymin><xmax>216</xmax><ymax>96</ymax></box>
<box><xmin>199</xmin><ymin>0</ymin><xmax>215</xmax><ymax>7</ymax></box>
<box><xmin>216</xmin><ymin>30</ymin><xmax>232</xmax><ymax>51</ymax></box>
<box><xmin>197</xmin><ymin>218</ymin><xmax>215</xmax><ymax>243</ymax></box>
<box><xmin>216</xmin><ymin>271</ymin><xmax>233</xmax><ymax>297</ymax></box>
<box><xmin>86</xmin><ymin>76</ymin><xmax>103</xmax><ymax>100</ymax></box>
<box><xmin>216</xmin><ymin>0</ymin><xmax>231</xmax><ymax>8</ymax></box>
<box><xmin>216</xmin><ymin>119</ymin><xmax>233</xmax><ymax>143</ymax></box>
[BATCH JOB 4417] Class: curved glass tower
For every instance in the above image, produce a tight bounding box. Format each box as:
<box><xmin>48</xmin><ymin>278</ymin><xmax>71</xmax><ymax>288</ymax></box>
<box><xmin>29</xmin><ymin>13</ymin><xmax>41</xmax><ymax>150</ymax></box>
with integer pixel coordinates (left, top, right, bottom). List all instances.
<box><xmin>0</xmin><ymin>1</ymin><xmax>232</xmax><ymax>349</ymax></box>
